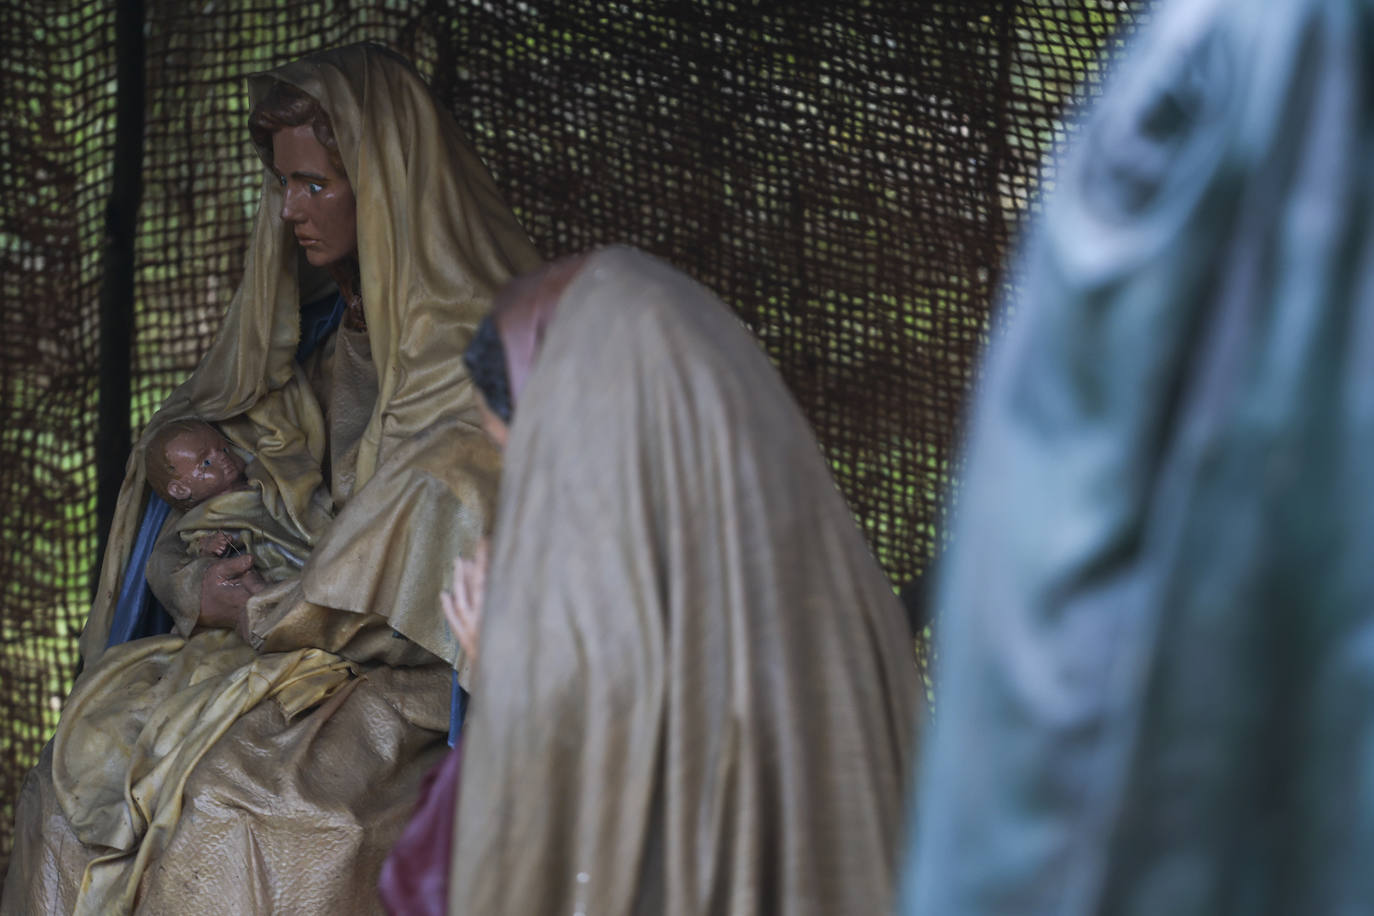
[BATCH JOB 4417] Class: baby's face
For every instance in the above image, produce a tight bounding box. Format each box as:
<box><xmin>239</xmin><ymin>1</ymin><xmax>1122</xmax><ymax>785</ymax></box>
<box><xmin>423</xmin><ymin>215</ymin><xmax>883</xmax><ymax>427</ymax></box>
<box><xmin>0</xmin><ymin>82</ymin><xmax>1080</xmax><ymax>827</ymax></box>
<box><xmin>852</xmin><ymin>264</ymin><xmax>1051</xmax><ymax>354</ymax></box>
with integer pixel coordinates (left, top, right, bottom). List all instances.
<box><xmin>165</xmin><ymin>425</ymin><xmax>246</xmax><ymax>505</ymax></box>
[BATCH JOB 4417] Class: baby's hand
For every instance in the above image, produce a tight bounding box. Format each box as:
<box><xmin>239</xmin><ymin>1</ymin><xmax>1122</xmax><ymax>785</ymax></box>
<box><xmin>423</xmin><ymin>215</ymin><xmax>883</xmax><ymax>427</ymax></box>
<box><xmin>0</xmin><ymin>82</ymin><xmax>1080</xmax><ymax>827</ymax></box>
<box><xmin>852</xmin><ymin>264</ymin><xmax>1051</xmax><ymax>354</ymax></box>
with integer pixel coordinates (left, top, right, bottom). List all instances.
<box><xmin>198</xmin><ymin>531</ymin><xmax>234</xmax><ymax>558</ymax></box>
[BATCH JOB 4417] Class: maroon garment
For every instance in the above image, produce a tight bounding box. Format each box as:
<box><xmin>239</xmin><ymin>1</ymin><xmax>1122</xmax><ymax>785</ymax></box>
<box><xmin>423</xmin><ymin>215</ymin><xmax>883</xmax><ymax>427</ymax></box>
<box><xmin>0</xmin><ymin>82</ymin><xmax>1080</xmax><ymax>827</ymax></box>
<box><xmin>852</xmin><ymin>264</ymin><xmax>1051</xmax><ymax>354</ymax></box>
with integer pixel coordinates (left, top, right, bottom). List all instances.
<box><xmin>379</xmin><ymin>741</ymin><xmax>462</xmax><ymax>915</ymax></box>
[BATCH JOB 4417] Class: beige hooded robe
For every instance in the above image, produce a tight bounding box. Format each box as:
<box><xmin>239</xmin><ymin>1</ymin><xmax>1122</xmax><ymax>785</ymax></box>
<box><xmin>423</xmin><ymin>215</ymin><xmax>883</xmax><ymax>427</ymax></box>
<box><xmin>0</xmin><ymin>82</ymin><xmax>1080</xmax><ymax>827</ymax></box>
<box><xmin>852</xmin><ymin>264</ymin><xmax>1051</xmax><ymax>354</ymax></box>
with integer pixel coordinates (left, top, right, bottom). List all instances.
<box><xmin>449</xmin><ymin>247</ymin><xmax>922</xmax><ymax>915</ymax></box>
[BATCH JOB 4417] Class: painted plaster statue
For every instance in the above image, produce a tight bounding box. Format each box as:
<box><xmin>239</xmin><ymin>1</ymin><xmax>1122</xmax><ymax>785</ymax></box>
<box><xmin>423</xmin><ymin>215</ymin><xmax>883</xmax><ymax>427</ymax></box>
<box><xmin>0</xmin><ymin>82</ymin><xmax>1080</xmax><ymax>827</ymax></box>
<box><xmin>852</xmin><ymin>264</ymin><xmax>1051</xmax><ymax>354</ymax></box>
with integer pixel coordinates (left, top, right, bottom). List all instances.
<box><xmin>427</xmin><ymin>248</ymin><xmax>922</xmax><ymax>915</ymax></box>
<box><xmin>900</xmin><ymin>0</ymin><xmax>1374</xmax><ymax>912</ymax></box>
<box><xmin>2</xmin><ymin>42</ymin><xmax>540</xmax><ymax>915</ymax></box>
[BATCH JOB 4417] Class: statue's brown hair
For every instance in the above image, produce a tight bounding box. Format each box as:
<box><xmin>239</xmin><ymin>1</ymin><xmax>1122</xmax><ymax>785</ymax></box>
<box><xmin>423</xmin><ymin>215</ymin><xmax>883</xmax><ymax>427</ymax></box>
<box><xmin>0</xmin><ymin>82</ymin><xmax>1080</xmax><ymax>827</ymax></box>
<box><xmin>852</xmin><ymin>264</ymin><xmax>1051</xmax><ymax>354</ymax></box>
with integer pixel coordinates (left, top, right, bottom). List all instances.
<box><xmin>248</xmin><ymin>80</ymin><xmax>345</xmax><ymax>175</ymax></box>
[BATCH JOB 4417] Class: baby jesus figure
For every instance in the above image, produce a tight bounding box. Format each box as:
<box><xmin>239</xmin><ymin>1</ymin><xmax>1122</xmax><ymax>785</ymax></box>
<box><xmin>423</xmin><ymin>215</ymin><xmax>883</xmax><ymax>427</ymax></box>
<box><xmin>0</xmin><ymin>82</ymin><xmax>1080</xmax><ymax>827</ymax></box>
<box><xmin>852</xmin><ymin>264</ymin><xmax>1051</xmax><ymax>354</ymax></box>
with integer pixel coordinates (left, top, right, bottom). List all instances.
<box><xmin>144</xmin><ymin>418</ymin><xmax>315</xmax><ymax>600</ymax></box>
<box><xmin>146</xmin><ymin>418</ymin><xmax>252</xmax><ymax>557</ymax></box>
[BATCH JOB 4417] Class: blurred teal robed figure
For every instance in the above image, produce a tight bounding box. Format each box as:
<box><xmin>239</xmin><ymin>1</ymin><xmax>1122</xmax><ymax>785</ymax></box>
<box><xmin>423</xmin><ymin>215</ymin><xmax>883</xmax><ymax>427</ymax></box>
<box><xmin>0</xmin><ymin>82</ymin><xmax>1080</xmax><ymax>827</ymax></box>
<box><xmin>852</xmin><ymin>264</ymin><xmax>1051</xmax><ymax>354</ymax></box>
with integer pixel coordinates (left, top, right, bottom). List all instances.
<box><xmin>902</xmin><ymin>0</ymin><xmax>1374</xmax><ymax>912</ymax></box>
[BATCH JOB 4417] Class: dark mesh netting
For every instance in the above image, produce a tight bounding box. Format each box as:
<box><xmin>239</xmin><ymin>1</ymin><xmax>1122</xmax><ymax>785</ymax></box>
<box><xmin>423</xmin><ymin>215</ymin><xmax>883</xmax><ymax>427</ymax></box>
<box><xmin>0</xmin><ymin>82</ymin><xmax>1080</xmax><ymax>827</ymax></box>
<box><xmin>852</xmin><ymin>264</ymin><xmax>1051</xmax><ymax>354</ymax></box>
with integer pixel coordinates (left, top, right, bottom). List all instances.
<box><xmin>0</xmin><ymin>0</ymin><xmax>1149</xmax><ymax>870</ymax></box>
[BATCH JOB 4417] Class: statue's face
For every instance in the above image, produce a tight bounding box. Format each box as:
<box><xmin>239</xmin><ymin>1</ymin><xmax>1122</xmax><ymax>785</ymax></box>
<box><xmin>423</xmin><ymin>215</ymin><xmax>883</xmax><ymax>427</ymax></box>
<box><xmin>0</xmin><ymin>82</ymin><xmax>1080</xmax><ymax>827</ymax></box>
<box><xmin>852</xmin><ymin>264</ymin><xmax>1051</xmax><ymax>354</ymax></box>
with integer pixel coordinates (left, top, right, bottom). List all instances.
<box><xmin>272</xmin><ymin>124</ymin><xmax>358</xmax><ymax>267</ymax></box>
<box><xmin>165</xmin><ymin>424</ymin><xmax>247</xmax><ymax>506</ymax></box>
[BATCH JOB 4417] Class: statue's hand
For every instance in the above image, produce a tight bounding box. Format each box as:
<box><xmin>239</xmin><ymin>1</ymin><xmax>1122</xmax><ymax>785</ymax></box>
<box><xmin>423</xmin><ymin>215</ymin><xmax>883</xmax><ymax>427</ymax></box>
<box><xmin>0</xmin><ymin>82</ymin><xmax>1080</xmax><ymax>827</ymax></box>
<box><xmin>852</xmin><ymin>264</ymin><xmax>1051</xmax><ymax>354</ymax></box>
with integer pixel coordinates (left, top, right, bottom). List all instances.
<box><xmin>442</xmin><ymin>539</ymin><xmax>488</xmax><ymax>666</ymax></box>
<box><xmin>199</xmin><ymin>554</ymin><xmax>266</xmax><ymax>631</ymax></box>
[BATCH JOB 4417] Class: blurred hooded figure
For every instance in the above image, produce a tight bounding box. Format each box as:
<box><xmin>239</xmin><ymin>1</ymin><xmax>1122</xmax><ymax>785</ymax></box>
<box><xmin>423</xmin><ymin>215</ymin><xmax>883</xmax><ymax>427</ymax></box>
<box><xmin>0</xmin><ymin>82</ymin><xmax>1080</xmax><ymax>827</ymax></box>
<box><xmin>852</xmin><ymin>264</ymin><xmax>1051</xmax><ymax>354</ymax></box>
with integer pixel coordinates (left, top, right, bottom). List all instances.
<box><xmin>901</xmin><ymin>1</ymin><xmax>1374</xmax><ymax>912</ymax></box>
<box><xmin>446</xmin><ymin>247</ymin><xmax>922</xmax><ymax>915</ymax></box>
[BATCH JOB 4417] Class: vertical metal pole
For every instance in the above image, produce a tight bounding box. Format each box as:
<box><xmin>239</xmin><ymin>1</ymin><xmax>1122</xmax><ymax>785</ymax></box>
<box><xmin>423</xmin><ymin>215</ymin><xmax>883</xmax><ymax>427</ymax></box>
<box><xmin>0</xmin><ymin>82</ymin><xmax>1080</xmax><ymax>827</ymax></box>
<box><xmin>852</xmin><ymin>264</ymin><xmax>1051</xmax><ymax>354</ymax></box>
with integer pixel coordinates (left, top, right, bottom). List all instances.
<box><xmin>94</xmin><ymin>0</ymin><xmax>146</xmax><ymax>595</ymax></box>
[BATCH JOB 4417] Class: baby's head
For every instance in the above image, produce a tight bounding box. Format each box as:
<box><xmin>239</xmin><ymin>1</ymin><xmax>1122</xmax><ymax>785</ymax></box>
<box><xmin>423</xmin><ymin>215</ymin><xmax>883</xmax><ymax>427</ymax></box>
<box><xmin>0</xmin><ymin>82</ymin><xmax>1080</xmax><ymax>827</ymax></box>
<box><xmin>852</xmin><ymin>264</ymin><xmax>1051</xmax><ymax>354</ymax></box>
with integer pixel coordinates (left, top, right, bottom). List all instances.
<box><xmin>145</xmin><ymin>418</ymin><xmax>247</xmax><ymax>511</ymax></box>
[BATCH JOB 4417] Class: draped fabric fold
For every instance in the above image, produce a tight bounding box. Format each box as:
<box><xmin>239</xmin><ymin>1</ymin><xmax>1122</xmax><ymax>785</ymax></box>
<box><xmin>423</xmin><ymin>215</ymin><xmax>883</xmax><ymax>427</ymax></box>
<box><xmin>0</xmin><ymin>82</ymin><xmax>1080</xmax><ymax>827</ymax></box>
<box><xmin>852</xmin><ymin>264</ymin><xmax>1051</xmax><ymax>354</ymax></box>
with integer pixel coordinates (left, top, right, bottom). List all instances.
<box><xmin>55</xmin><ymin>632</ymin><xmax>355</xmax><ymax>915</ymax></box>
